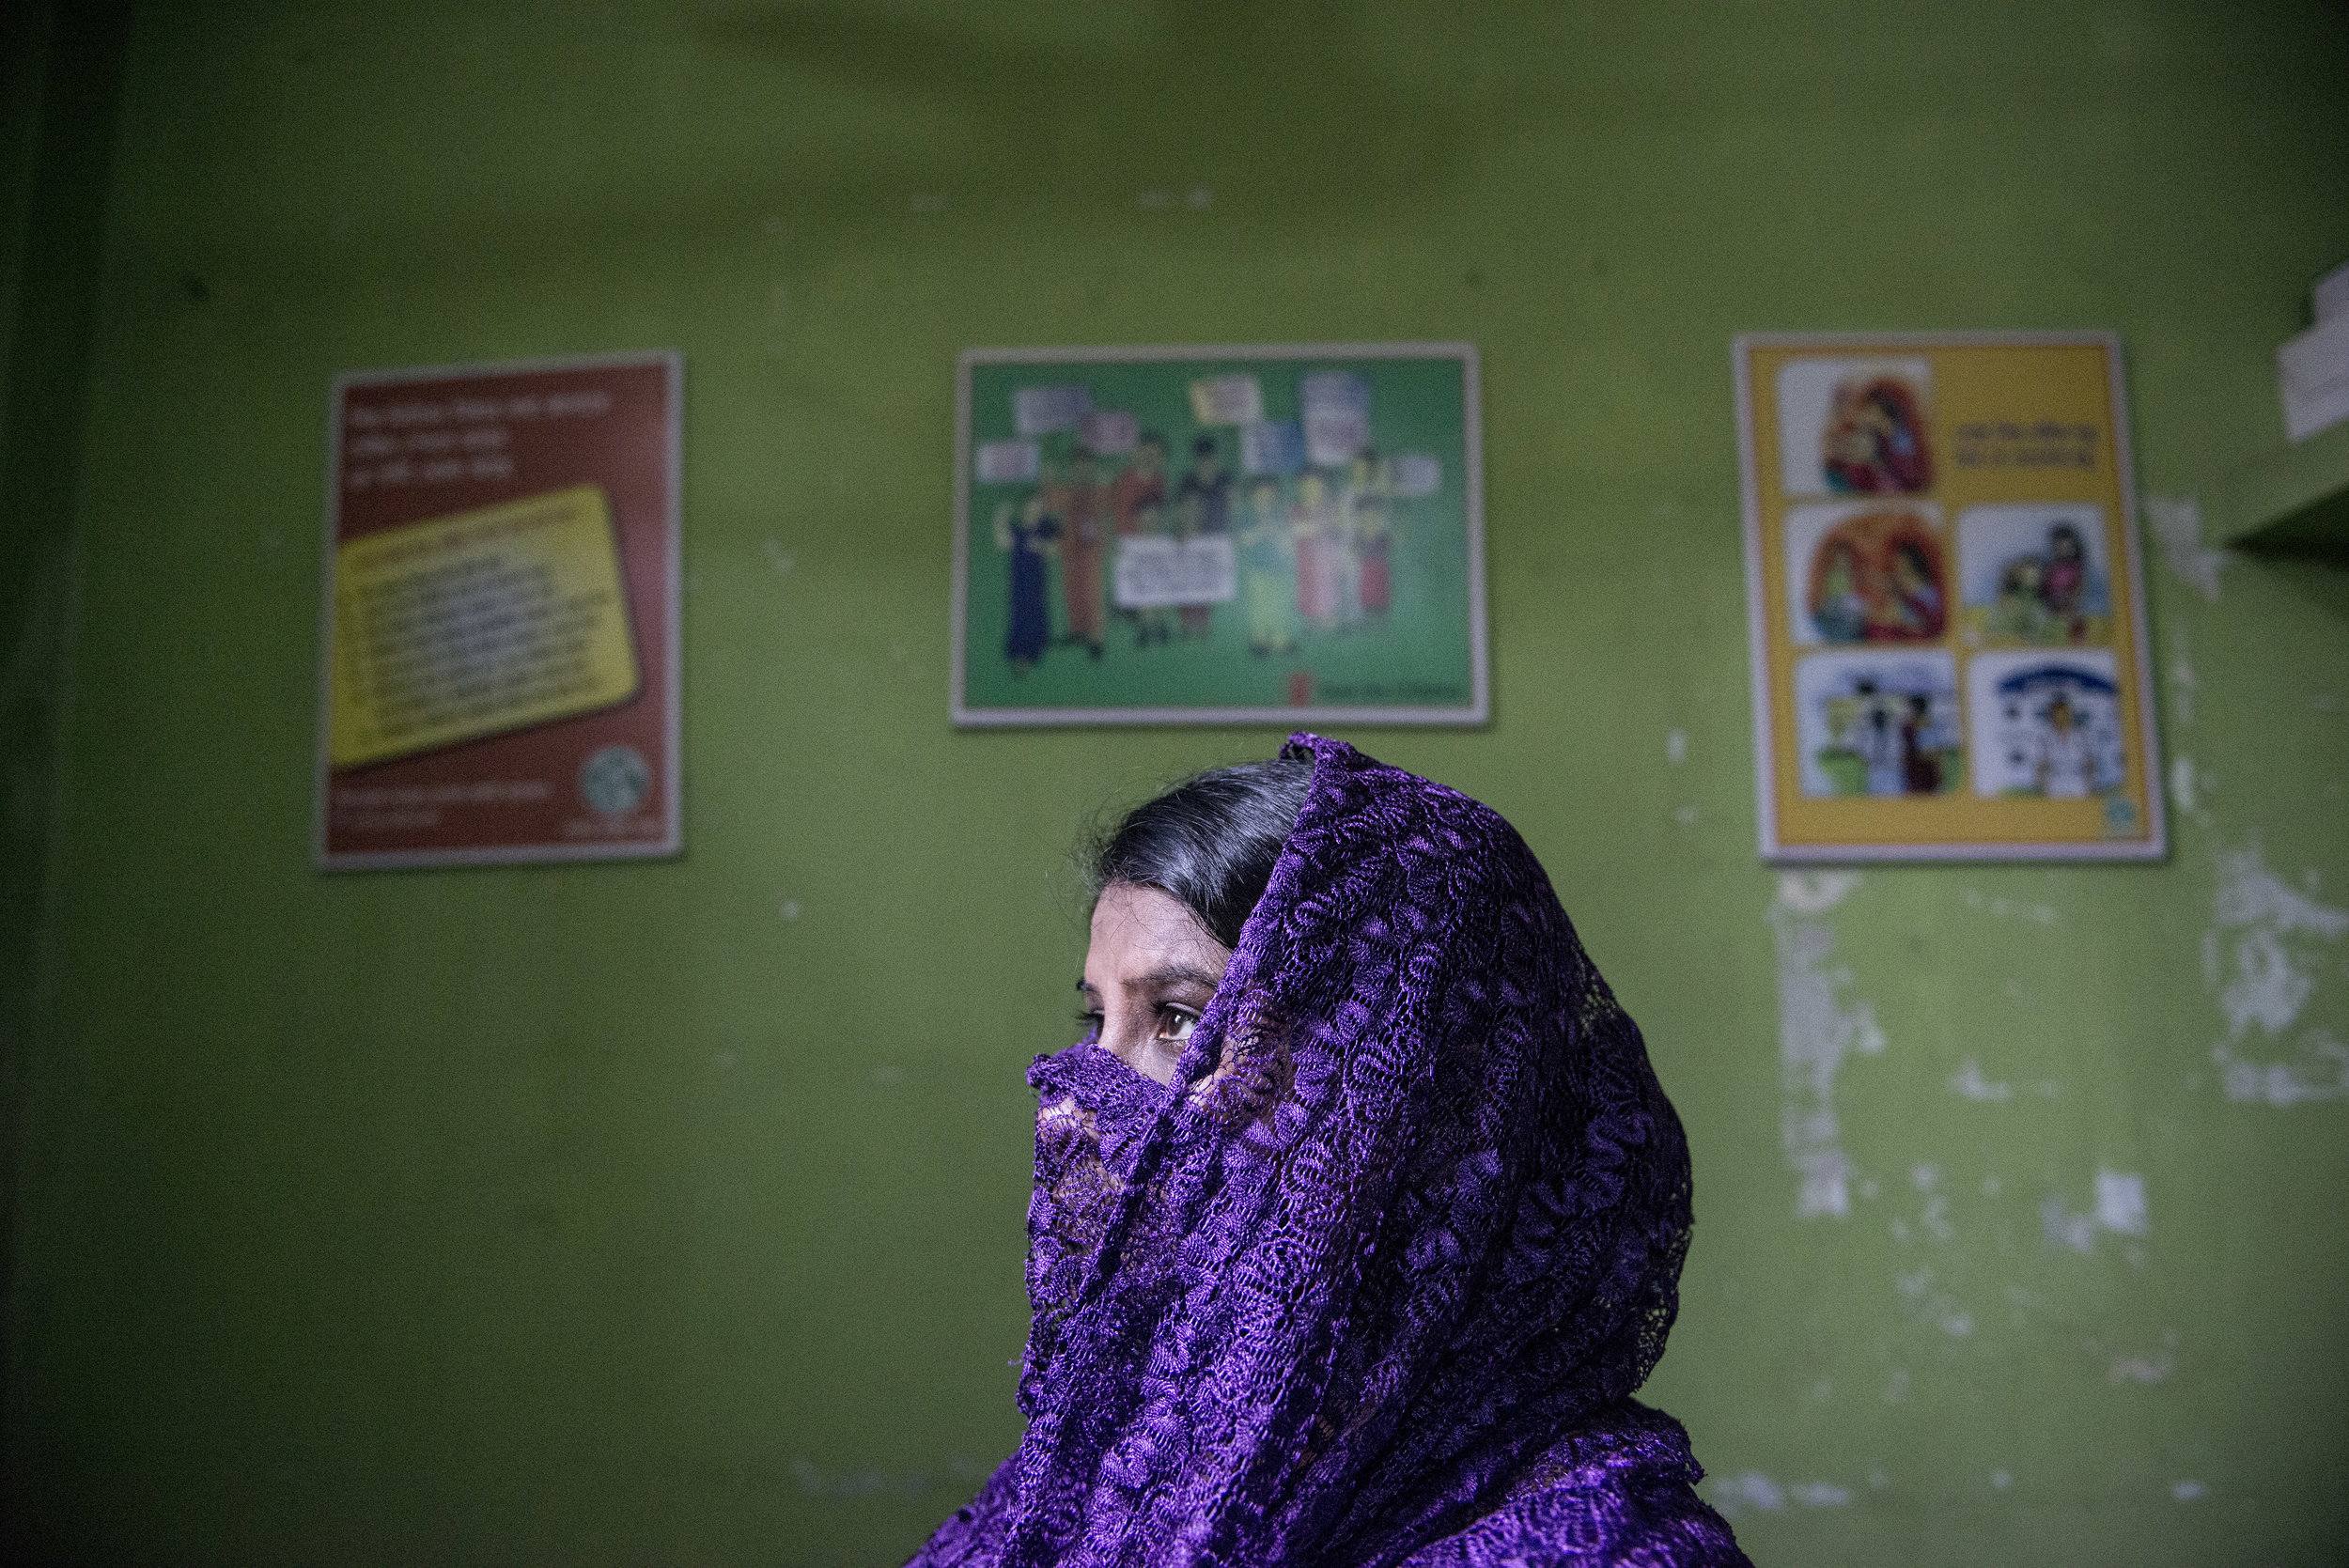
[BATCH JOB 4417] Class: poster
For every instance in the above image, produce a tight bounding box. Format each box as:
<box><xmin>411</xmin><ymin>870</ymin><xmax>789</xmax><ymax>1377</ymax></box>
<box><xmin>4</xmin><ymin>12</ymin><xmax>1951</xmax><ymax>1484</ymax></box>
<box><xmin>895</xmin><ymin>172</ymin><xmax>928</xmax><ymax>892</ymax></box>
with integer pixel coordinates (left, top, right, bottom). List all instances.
<box><xmin>952</xmin><ymin>344</ymin><xmax>1486</xmax><ymax>725</ymax></box>
<box><xmin>1735</xmin><ymin>333</ymin><xmax>2163</xmax><ymax>861</ymax></box>
<box><xmin>315</xmin><ymin>352</ymin><xmax>682</xmax><ymax>869</ymax></box>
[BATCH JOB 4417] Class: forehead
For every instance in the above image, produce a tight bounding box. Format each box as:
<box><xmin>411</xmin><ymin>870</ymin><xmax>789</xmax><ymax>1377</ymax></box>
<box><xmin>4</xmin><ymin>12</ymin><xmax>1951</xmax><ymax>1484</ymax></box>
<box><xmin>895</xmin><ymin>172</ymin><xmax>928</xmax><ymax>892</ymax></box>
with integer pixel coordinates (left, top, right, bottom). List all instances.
<box><xmin>1087</xmin><ymin>884</ymin><xmax>1221</xmax><ymax>972</ymax></box>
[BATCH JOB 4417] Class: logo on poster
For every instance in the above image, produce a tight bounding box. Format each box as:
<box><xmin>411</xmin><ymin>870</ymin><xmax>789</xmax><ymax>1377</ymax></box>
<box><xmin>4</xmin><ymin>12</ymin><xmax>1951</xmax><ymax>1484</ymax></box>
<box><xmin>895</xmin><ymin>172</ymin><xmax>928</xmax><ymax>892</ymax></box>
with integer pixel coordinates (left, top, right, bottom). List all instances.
<box><xmin>580</xmin><ymin>745</ymin><xmax>651</xmax><ymax>816</ymax></box>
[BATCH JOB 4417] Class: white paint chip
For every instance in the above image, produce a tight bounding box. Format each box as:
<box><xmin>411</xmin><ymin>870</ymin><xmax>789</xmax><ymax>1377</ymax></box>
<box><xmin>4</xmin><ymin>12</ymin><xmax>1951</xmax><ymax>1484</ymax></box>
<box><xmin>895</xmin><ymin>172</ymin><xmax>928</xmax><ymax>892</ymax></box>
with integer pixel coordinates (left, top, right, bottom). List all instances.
<box><xmin>1703</xmin><ymin>1472</ymin><xmax>1861</xmax><ymax>1519</ymax></box>
<box><xmin>2094</xmin><ymin>1170</ymin><xmax>2150</xmax><ymax>1236</ymax></box>
<box><xmin>2208</xmin><ymin>837</ymin><xmax>2349</xmax><ymax>1105</ymax></box>
<box><xmin>2043</xmin><ymin>1171</ymin><xmax>2150</xmax><ymax>1253</ymax></box>
<box><xmin>2168</xmin><ymin>624</ymin><xmax>2198</xmax><ymax>728</ymax></box>
<box><xmin>1666</xmin><ymin>728</ymin><xmax>1688</xmax><ymax>764</ymax></box>
<box><xmin>1709</xmin><ymin>1472</ymin><xmax>1784</xmax><ymax>1516</ymax></box>
<box><xmin>763</xmin><ymin>539</ymin><xmax>796</xmax><ymax>576</ymax></box>
<box><xmin>1894</xmin><ymin>1266</ymin><xmax>1973</xmax><ymax>1337</ymax></box>
<box><xmin>1771</xmin><ymin>875</ymin><xmax>1883</xmax><ymax>1219</ymax></box>
<box><xmin>1990</xmin><ymin>1469</ymin><xmax>2014</xmax><ymax>1490</ymax></box>
<box><xmin>1777</xmin><ymin>872</ymin><xmax>1859</xmax><ymax>915</ymax></box>
<box><xmin>1950</xmin><ymin>1057</ymin><xmax>2015</xmax><ymax>1101</ymax></box>
<box><xmin>2170</xmin><ymin>755</ymin><xmax>2198</xmax><ymax>815</ymax></box>
<box><xmin>1962</xmin><ymin>888</ymin><xmax>2059</xmax><ymax>925</ymax></box>
<box><xmin>2146</xmin><ymin>493</ymin><xmax>2226</xmax><ymax>600</ymax></box>
<box><xmin>1673</xmin><ymin>804</ymin><xmax>1701</xmax><ymax>826</ymax></box>
<box><xmin>780</xmin><ymin>899</ymin><xmax>803</xmax><ymax>922</ymax></box>
<box><xmin>2172</xmin><ymin>1480</ymin><xmax>2207</xmax><ymax>1502</ymax></box>
<box><xmin>2042</xmin><ymin>1196</ymin><xmax>2096</xmax><ymax>1253</ymax></box>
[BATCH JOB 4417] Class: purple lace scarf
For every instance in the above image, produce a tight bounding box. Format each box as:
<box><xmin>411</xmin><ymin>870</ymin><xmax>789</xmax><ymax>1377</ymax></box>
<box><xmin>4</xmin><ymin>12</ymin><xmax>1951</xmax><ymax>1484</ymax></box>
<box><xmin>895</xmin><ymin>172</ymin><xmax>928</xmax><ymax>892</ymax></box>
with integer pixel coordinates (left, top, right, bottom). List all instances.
<box><xmin>911</xmin><ymin>737</ymin><xmax>1748</xmax><ymax>1568</ymax></box>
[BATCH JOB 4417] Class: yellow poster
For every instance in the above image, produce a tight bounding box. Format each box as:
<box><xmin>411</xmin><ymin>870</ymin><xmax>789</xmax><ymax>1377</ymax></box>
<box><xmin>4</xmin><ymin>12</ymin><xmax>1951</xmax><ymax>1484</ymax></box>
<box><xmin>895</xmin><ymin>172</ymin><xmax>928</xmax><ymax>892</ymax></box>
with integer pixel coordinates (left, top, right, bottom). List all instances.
<box><xmin>329</xmin><ymin>484</ymin><xmax>640</xmax><ymax>770</ymax></box>
<box><xmin>1734</xmin><ymin>334</ymin><xmax>2163</xmax><ymax>861</ymax></box>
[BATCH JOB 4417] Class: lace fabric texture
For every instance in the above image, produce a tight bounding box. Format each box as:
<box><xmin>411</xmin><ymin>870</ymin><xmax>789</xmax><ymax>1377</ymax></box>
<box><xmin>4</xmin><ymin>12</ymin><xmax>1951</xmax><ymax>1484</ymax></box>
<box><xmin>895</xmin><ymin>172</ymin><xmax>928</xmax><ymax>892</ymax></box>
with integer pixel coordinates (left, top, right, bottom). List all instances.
<box><xmin>911</xmin><ymin>736</ymin><xmax>1748</xmax><ymax>1568</ymax></box>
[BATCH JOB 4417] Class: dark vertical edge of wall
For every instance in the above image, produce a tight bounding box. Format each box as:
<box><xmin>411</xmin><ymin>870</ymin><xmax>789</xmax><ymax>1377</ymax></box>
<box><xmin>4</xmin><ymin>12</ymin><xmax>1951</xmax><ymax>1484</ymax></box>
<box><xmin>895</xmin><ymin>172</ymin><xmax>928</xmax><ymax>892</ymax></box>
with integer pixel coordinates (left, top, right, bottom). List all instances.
<box><xmin>0</xmin><ymin>0</ymin><xmax>133</xmax><ymax>1545</ymax></box>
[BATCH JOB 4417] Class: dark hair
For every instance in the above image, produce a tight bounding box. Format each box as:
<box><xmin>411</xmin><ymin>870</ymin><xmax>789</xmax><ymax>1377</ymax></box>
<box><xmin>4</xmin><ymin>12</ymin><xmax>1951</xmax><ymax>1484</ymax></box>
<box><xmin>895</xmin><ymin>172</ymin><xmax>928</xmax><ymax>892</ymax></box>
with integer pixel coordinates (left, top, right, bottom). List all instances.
<box><xmin>1192</xmin><ymin>434</ymin><xmax>1219</xmax><ymax>458</ymax></box>
<box><xmin>1091</xmin><ymin>759</ymin><xmax>1313</xmax><ymax>949</ymax></box>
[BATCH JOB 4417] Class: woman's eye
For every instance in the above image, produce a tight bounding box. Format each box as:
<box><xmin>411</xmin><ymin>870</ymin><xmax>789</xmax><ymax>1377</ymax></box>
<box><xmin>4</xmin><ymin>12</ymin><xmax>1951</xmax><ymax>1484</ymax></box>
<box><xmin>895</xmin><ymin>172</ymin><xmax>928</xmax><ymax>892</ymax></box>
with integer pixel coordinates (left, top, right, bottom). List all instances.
<box><xmin>1155</xmin><ymin>1008</ymin><xmax>1199</xmax><ymax>1045</ymax></box>
<box><xmin>1075</xmin><ymin>1010</ymin><xmax>1103</xmax><ymax>1037</ymax></box>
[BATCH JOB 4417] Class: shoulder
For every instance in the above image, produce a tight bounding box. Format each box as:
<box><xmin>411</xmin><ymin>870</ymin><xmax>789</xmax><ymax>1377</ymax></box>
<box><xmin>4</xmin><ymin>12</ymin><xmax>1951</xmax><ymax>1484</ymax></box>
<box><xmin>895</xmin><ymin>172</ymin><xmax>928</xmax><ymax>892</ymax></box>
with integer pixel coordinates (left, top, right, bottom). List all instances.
<box><xmin>1401</xmin><ymin>1403</ymin><xmax>1752</xmax><ymax>1568</ymax></box>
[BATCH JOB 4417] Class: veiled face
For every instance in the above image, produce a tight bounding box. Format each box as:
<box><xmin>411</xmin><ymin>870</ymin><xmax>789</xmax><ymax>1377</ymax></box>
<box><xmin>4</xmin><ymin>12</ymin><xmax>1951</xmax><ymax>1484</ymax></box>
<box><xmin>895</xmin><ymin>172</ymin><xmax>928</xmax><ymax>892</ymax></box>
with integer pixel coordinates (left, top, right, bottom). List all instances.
<box><xmin>1078</xmin><ymin>883</ymin><xmax>1233</xmax><ymax>1084</ymax></box>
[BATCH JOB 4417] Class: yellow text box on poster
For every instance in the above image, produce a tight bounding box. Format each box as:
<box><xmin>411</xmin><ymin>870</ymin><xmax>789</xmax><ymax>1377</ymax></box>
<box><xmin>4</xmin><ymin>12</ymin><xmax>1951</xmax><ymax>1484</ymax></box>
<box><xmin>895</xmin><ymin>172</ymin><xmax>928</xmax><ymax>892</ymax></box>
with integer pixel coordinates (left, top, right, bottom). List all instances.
<box><xmin>330</xmin><ymin>485</ymin><xmax>639</xmax><ymax>769</ymax></box>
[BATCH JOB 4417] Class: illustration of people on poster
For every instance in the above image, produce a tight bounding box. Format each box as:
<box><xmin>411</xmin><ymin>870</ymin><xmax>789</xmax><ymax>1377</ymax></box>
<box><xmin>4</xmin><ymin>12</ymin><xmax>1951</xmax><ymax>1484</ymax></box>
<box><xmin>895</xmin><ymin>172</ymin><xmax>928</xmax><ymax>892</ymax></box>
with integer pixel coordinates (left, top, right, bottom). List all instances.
<box><xmin>1737</xmin><ymin>334</ymin><xmax>2161</xmax><ymax>860</ymax></box>
<box><xmin>316</xmin><ymin>352</ymin><xmax>681</xmax><ymax>869</ymax></box>
<box><xmin>953</xmin><ymin>346</ymin><xmax>1486</xmax><ymax>725</ymax></box>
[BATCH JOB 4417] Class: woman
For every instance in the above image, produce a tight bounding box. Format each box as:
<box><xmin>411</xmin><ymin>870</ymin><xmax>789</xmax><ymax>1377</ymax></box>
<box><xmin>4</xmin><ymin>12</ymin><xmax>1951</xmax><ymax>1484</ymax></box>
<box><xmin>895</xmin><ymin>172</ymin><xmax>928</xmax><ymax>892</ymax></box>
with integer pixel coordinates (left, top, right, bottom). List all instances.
<box><xmin>994</xmin><ymin>493</ymin><xmax>1059</xmax><ymax>675</ymax></box>
<box><xmin>1290</xmin><ymin>474</ymin><xmax>1339</xmax><ymax>633</ymax></box>
<box><xmin>912</xmin><ymin>737</ymin><xmax>1748</xmax><ymax>1568</ymax></box>
<box><xmin>1238</xmin><ymin>477</ymin><xmax>1298</xmax><ymax>657</ymax></box>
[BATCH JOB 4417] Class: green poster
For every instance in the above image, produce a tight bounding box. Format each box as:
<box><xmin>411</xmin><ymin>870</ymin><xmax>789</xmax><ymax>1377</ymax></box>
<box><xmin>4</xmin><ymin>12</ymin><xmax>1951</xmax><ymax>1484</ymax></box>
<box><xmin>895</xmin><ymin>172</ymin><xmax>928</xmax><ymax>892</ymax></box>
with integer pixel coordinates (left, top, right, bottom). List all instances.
<box><xmin>952</xmin><ymin>344</ymin><xmax>1486</xmax><ymax>725</ymax></box>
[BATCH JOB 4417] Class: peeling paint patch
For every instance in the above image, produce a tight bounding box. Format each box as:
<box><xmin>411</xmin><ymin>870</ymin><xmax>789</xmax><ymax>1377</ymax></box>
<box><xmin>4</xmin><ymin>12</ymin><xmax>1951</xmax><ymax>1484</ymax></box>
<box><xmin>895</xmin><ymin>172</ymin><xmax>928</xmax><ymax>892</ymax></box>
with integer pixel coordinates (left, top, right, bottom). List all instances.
<box><xmin>2172</xmin><ymin>1480</ymin><xmax>2207</xmax><ymax>1502</ymax></box>
<box><xmin>1666</xmin><ymin>727</ymin><xmax>1688</xmax><ymax>764</ymax></box>
<box><xmin>2208</xmin><ymin>837</ymin><xmax>2349</xmax><ymax>1105</ymax></box>
<box><xmin>2094</xmin><ymin>1171</ymin><xmax>2150</xmax><ymax>1235</ymax></box>
<box><xmin>1962</xmin><ymin>887</ymin><xmax>2059</xmax><ymax>924</ymax></box>
<box><xmin>2146</xmin><ymin>493</ymin><xmax>2226</xmax><ymax>600</ymax></box>
<box><xmin>763</xmin><ymin>538</ymin><xmax>796</xmax><ymax>576</ymax></box>
<box><xmin>2169</xmin><ymin>754</ymin><xmax>2198</xmax><ymax>816</ymax></box>
<box><xmin>1703</xmin><ymin>1472</ymin><xmax>1857</xmax><ymax>1519</ymax></box>
<box><xmin>1771</xmin><ymin>875</ymin><xmax>1884</xmax><ymax>1218</ymax></box>
<box><xmin>1893</xmin><ymin>1266</ymin><xmax>1973</xmax><ymax>1337</ymax></box>
<box><xmin>1707</xmin><ymin>1472</ymin><xmax>1784</xmax><ymax>1516</ymax></box>
<box><xmin>2043</xmin><ymin>1170</ymin><xmax>2149</xmax><ymax>1252</ymax></box>
<box><xmin>1950</xmin><ymin>1057</ymin><xmax>2014</xmax><ymax>1100</ymax></box>
<box><xmin>2109</xmin><ymin>1354</ymin><xmax>2174</xmax><ymax>1384</ymax></box>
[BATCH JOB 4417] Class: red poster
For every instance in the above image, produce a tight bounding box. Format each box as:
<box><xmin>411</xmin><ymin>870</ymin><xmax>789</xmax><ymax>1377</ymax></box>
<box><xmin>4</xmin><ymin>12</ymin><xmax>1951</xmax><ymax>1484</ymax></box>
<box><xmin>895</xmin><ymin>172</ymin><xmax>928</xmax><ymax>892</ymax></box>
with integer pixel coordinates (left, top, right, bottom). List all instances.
<box><xmin>315</xmin><ymin>352</ymin><xmax>682</xmax><ymax>869</ymax></box>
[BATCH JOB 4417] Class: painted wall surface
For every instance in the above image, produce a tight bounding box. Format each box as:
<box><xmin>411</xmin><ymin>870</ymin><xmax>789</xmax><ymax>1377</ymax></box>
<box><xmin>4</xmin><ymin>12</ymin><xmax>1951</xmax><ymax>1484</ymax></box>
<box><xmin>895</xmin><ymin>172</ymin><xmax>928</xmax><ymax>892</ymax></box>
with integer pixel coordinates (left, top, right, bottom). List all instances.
<box><xmin>5</xmin><ymin>3</ymin><xmax>2346</xmax><ymax>1563</ymax></box>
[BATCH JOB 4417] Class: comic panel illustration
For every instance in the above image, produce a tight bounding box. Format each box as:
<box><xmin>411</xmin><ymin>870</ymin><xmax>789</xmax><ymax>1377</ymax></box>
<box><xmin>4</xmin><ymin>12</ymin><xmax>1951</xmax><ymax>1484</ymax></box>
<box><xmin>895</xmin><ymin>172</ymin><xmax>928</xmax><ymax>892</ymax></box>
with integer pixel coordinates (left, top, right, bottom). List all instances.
<box><xmin>1782</xmin><ymin>501</ymin><xmax>1949</xmax><ymax>646</ymax></box>
<box><xmin>957</xmin><ymin>349</ymin><xmax>1481</xmax><ymax>722</ymax></box>
<box><xmin>1792</xmin><ymin>649</ymin><xmax>1964</xmax><ymax>800</ymax></box>
<box><xmin>1965</xmin><ymin>650</ymin><xmax>2130</xmax><ymax>805</ymax></box>
<box><xmin>1955</xmin><ymin>504</ymin><xmax>2112</xmax><ymax>648</ymax></box>
<box><xmin>1774</xmin><ymin>357</ymin><xmax>1935</xmax><ymax>498</ymax></box>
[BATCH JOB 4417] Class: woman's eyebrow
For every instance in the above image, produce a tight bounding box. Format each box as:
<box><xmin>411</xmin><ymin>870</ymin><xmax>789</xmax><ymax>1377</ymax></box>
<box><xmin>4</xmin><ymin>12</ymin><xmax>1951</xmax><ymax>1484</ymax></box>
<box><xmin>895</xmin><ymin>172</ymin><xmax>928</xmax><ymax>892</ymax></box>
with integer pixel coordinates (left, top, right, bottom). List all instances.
<box><xmin>1129</xmin><ymin>964</ymin><xmax>1222</xmax><ymax>992</ymax></box>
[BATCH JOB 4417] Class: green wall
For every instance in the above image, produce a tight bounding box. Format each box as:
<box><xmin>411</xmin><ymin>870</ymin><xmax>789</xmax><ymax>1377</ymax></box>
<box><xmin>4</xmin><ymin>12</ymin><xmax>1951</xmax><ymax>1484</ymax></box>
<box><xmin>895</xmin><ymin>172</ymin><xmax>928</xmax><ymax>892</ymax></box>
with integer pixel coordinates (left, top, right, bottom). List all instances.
<box><xmin>6</xmin><ymin>2</ymin><xmax>2346</xmax><ymax>1563</ymax></box>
